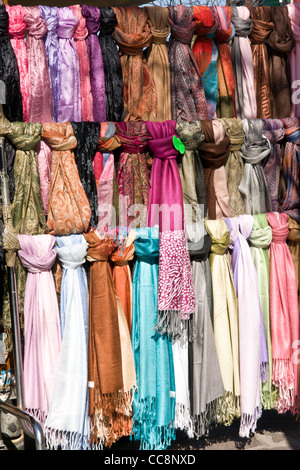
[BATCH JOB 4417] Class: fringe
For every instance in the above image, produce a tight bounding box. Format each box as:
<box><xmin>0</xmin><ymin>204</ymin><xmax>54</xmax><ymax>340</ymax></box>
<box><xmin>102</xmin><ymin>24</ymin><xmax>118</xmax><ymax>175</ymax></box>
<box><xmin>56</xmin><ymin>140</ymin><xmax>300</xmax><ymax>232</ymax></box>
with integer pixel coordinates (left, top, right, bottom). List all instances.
<box><xmin>154</xmin><ymin>309</ymin><xmax>195</xmax><ymax>344</ymax></box>
<box><xmin>261</xmin><ymin>386</ymin><xmax>279</xmax><ymax>411</ymax></box>
<box><xmin>191</xmin><ymin>398</ymin><xmax>221</xmax><ymax>439</ymax></box>
<box><xmin>44</xmin><ymin>427</ymin><xmax>91</xmax><ymax>451</ymax></box>
<box><xmin>215</xmin><ymin>391</ymin><xmax>241</xmax><ymax>427</ymax></box>
<box><xmin>174</xmin><ymin>403</ymin><xmax>194</xmax><ymax>438</ymax></box>
<box><xmin>260</xmin><ymin>361</ymin><xmax>269</xmax><ymax>383</ymax></box>
<box><xmin>272</xmin><ymin>358</ymin><xmax>296</xmax><ymax>414</ymax></box>
<box><xmin>239</xmin><ymin>404</ymin><xmax>262</xmax><ymax>439</ymax></box>
<box><xmin>25</xmin><ymin>408</ymin><xmax>47</xmax><ymax>428</ymax></box>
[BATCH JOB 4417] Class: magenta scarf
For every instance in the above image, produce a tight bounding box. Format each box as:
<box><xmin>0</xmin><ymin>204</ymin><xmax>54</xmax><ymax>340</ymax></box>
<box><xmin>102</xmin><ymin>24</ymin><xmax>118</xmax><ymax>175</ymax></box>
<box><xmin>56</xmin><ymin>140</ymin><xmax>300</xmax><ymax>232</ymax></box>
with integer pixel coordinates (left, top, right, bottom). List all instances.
<box><xmin>18</xmin><ymin>234</ymin><xmax>61</xmax><ymax>426</ymax></box>
<box><xmin>146</xmin><ymin>120</ymin><xmax>196</xmax><ymax>341</ymax></box>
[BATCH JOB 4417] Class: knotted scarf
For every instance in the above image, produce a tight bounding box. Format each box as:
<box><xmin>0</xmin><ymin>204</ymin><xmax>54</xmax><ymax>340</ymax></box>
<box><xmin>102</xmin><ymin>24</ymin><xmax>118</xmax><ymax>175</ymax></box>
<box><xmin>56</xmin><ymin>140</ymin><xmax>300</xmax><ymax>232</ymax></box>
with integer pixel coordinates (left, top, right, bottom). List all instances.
<box><xmin>287</xmin><ymin>4</ymin><xmax>300</xmax><ymax>118</ymax></box>
<box><xmin>280</xmin><ymin>123</ymin><xmax>300</xmax><ymax>222</ymax></box>
<box><xmin>247</xmin><ymin>6</ymin><xmax>274</xmax><ymax>119</ymax></box>
<box><xmin>112</xmin><ymin>6</ymin><xmax>157</xmax><ymax>121</ymax></box>
<box><xmin>192</xmin><ymin>6</ymin><xmax>218</xmax><ymax>120</ymax></box>
<box><xmin>204</xmin><ymin>219</ymin><xmax>240</xmax><ymax>426</ymax></box>
<box><xmin>18</xmin><ymin>234</ymin><xmax>61</xmax><ymax>426</ymax></box>
<box><xmin>44</xmin><ymin>234</ymin><xmax>89</xmax><ymax>450</ymax></box>
<box><xmin>267</xmin><ymin>212</ymin><xmax>299</xmax><ymax>415</ymax></box>
<box><xmin>42</xmin><ymin>122</ymin><xmax>91</xmax><ymax>235</ymax></box>
<box><xmin>99</xmin><ymin>7</ymin><xmax>124</xmax><ymax>122</ymax></box>
<box><xmin>69</xmin><ymin>4</ymin><xmax>93</xmax><ymax>122</ymax></box>
<box><xmin>36</xmin><ymin>138</ymin><xmax>52</xmax><ymax>216</ymax></box>
<box><xmin>267</xmin><ymin>6</ymin><xmax>294</xmax><ymax>119</ymax></box>
<box><xmin>39</xmin><ymin>6</ymin><xmax>61</xmax><ymax>122</ymax></box>
<box><xmin>81</xmin><ymin>5</ymin><xmax>106</xmax><ymax>122</ymax></box>
<box><xmin>24</xmin><ymin>6</ymin><xmax>53</xmax><ymax>123</ymax></box>
<box><xmin>168</xmin><ymin>4</ymin><xmax>208</xmax><ymax>122</ymax></box>
<box><xmin>238</xmin><ymin>118</ymin><xmax>272</xmax><ymax>215</ymax></box>
<box><xmin>287</xmin><ymin>216</ymin><xmax>300</xmax><ymax>308</ymax></box>
<box><xmin>146</xmin><ymin>6</ymin><xmax>171</xmax><ymax>122</ymax></box>
<box><xmin>0</xmin><ymin>6</ymin><xmax>23</xmax><ymax>123</ymax></box>
<box><xmin>5</xmin><ymin>4</ymin><xmax>28</xmax><ymax>121</ymax></box>
<box><xmin>230</xmin><ymin>6</ymin><xmax>256</xmax><ymax>120</ymax></box>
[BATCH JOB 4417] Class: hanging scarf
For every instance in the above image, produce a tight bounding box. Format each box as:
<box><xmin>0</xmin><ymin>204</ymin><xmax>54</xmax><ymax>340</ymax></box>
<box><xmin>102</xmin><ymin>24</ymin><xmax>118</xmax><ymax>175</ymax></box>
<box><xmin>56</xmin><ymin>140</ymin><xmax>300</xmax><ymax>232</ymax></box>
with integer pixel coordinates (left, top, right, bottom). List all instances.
<box><xmin>39</xmin><ymin>6</ymin><xmax>61</xmax><ymax>122</ymax></box>
<box><xmin>81</xmin><ymin>5</ymin><xmax>106</xmax><ymax>122</ymax></box>
<box><xmin>186</xmin><ymin>221</ymin><xmax>224</xmax><ymax>438</ymax></box>
<box><xmin>0</xmin><ymin>6</ymin><xmax>22</xmax><ymax>123</ymax></box>
<box><xmin>5</xmin><ymin>4</ymin><xmax>28</xmax><ymax>121</ymax></box>
<box><xmin>36</xmin><ymin>139</ymin><xmax>52</xmax><ymax>216</ymax></box>
<box><xmin>99</xmin><ymin>7</ymin><xmax>124</xmax><ymax>122</ymax></box>
<box><xmin>112</xmin><ymin>6</ymin><xmax>157</xmax><ymax>121</ymax></box>
<box><xmin>146</xmin><ymin>6</ymin><xmax>171</xmax><ymax>122</ymax></box>
<box><xmin>70</xmin><ymin>122</ymin><xmax>100</xmax><ymax>230</ymax></box>
<box><xmin>287</xmin><ymin>216</ymin><xmax>300</xmax><ymax>308</ymax></box>
<box><xmin>44</xmin><ymin>234</ymin><xmax>89</xmax><ymax>450</ymax></box>
<box><xmin>220</xmin><ymin>117</ymin><xmax>245</xmax><ymax>217</ymax></box>
<box><xmin>168</xmin><ymin>4</ymin><xmax>208</xmax><ymax>122</ymax></box>
<box><xmin>230</xmin><ymin>6</ymin><xmax>256</xmax><ymax>120</ymax></box>
<box><xmin>247</xmin><ymin>6</ymin><xmax>274</xmax><ymax>119</ymax></box>
<box><xmin>262</xmin><ymin>119</ymin><xmax>285</xmax><ymax>212</ymax></box>
<box><xmin>267</xmin><ymin>212</ymin><xmax>299</xmax><ymax>415</ymax></box>
<box><xmin>238</xmin><ymin>118</ymin><xmax>272</xmax><ymax>215</ymax></box>
<box><xmin>18</xmin><ymin>234</ymin><xmax>61</xmax><ymax>426</ymax></box>
<box><xmin>204</xmin><ymin>219</ymin><xmax>240</xmax><ymax>426</ymax></box>
<box><xmin>267</xmin><ymin>6</ymin><xmax>294</xmax><ymax>119</ymax></box>
<box><xmin>280</xmin><ymin>123</ymin><xmax>300</xmax><ymax>223</ymax></box>
<box><xmin>192</xmin><ymin>6</ymin><xmax>218</xmax><ymax>120</ymax></box>
<box><xmin>69</xmin><ymin>4</ymin><xmax>93</xmax><ymax>122</ymax></box>
<box><xmin>146</xmin><ymin>120</ymin><xmax>196</xmax><ymax>341</ymax></box>
<box><xmin>214</xmin><ymin>6</ymin><xmax>236</xmax><ymax>118</ymax></box>
<box><xmin>287</xmin><ymin>4</ymin><xmax>300</xmax><ymax>118</ymax></box>
<box><xmin>24</xmin><ymin>6</ymin><xmax>53</xmax><ymax>123</ymax></box>
<box><xmin>42</xmin><ymin>122</ymin><xmax>91</xmax><ymax>235</ymax></box>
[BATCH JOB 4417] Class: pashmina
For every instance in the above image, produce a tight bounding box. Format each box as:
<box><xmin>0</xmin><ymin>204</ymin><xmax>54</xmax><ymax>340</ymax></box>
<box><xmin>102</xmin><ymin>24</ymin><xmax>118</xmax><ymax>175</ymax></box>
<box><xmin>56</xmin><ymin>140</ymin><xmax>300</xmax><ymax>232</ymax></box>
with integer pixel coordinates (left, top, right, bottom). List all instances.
<box><xmin>81</xmin><ymin>5</ymin><xmax>106</xmax><ymax>122</ymax></box>
<box><xmin>230</xmin><ymin>6</ymin><xmax>256</xmax><ymax>120</ymax></box>
<box><xmin>69</xmin><ymin>4</ymin><xmax>93</xmax><ymax>122</ymax></box>
<box><xmin>131</xmin><ymin>227</ymin><xmax>176</xmax><ymax>450</ymax></box>
<box><xmin>146</xmin><ymin>6</ymin><xmax>172</xmax><ymax>122</ymax></box>
<box><xmin>267</xmin><ymin>212</ymin><xmax>299</xmax><ymax>415</ymax></box>
<box><xmin>99</xmin><ymin>7</ymin><xmax>124</xmax><ymax>122</ymax></box>
<box><xmin>287</xmin><ymin>4</ymin><xmax>300</xmax><ymax>118</ymax></box>
<box><xmin>112</xmin><ymin>6</ymin><xmax>157</xmax><ymax>121</ymax></box>
<box><xmin>146</xmin><ymin>120</ymin><xmax>196</xmax><ymax>341</ymax></box>
<box><xmin>57</xmin><ymin>7</ymin><xmax>81</xmax><ymax>123</ymax></box>
<box><xmin>44</xmin><ymin>234</ymin><xmax>89</xmax><ymax>450</ymax></box>
<box><xmin>84</xmin><ymin>230</ymin><xmax>136</xmax><ymax>448</ymax></box>
<box><xmin>220</xmin><ymin>118</ymin><xmax>245</xmax><ymax>217</ymax></box>
<box><xmin>214</xmin><ymin>6</ymin><xmax>236</xmax><ymax>118</ymax></box>
<box><xmin>24</xmin><ymin>6</ymin><xmax>53</xmax><ymax>123</ymax></box>
<box><xmin>5</xmin><ymin>4</ymin><xmax>28</xmax><ymax>121</ymax></box>
<box><xmin>192</xmin><ymin>6</ymin><xmax>218</xmax><ymax>120</ymax></box>
<box><xmin>36</xmin><ymin>139</ymin><xmax>52</xmax><ymax>216</ymax></box>
<box><xmin>0</xmin><ymin>5</ymin><xmax>23</xmax><ymax>123</ymax></box>
<box><xmin>287</xmin><ymin>216</ymin><xmax>300</xmax><ymax>307</ymax></box>
<box><xmin>204</xmin><ymin>219</ymin><xmax>240</xmax><ymax>426</ymax></box>
<box><xmin>42</xmin><ymin>122</ymin><xmax>91</xmax><ymax>235</ymax></box>
<box><xmin>267</xmin><ymin>6</ymin><xmax>294</xmax><ymax>119</ymax></box>
<box><xmin>18</xmin><ymin>234</ymin><xmax>61</xmax><ymax>426</ymax></box>
<box><xmin>168</xmin><ymin>5</ymin><xmax>208</xmax><ymax>122</ymax></box>
<box><xmin>280</xmin><ymin>124</ymin><xmax>300</xmax><ymax>222</ymax></box>
<box><xmin>238</xmin><ymin>119</ymin><xmax>272</xmax><ymax>215</ymax></box>
<box><xmin>247</xmin><ymin>6</ymin><xmax>274</xmax><ymax>119</ymax></box>
<box><xmin>39</xmin><ymin>6</ymin><xmax>61</xmax><ymax>122</ymax></box>
<box><xmin>186</xmin><ymin>221</ymin><xmax>224</xmax><ymax>438</ymax></box>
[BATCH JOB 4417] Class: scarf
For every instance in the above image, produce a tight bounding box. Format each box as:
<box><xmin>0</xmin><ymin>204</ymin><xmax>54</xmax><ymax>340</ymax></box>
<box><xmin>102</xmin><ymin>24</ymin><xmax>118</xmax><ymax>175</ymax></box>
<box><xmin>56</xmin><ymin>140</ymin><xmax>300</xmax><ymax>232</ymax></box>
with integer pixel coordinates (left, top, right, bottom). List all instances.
<box><xmin>267</xmin><ymin>212</ymin><xmax>299</xmax><ymax>415</ymax></box>
<box><xmin>192</xmin><ymin>6</ymin><xmax>218</xmax><ymax>120</ymax></box>
<box><xmin>146</xmin><ymin>120</ymin><xmax>196</xmax><ymax>341</ymax></box>
<box><xmin>112</xmin><ymin>6</ymin><xmax>157</xmax><ymax>121</ymax></box>
<box><xmin>186</xmin><ymin>221</ymin><xmax>224</xmax><ymax>438</ymax></box>
<box><xmin>204</xmin><ymin>219</ymin><xmax>240</xmax><ymax>426</ymax></box>
<box><xmin>39</xmin><ymin>6</ymin><xmax>61</xmax><ymax>122</ymax></box>
<box><xmin>146</xmin><ymin>6</ymin><xmax>172</xmax><ymax>122</ymax></box>
<box><xmin>81</xmin><ymin>5</ymin><xmax>106</xmax><ymax>123</ymax></box>
<box><xmin>24</xmin><ymin>6</ymin><xmax>53</xmax><ymax>123</ymax></box>
<box><xmin>287</xmin><ymin>216</ymin><xmax>300</xmax><ymax>309</ymax></box>
<box><xmin>42</xmin><ymin>122</ymin><xmax>91</xmax><ymax>235</ymax></box>
<box><xmin>230</xmin><ymin>6</ymin><xmax>256</xmax><ymax>120</ymax></box>
<box><xmin>99</xmin><ymin>7</ymin><xmax>124</xmax><ymax>122</ymax></box>
<box><xmin>287</xmin><ymin>4</ymin><xmax>300</xmax><ymax>118</ymax></box>
<box><xmin>5</xmin><ymin>4</ymin><xmax>28</xmax><ymax>121</ymax></box>
<box><xmin>267</xmin><ymin>6</ymin><xmax>294</xmax><ymax>119</ymax></box>
<box><xmin>69</xmin><ymin>4</ymin><xmax>93</xmax><ymax>122</ymax></box>
<box><xmin>220</xmin><ymin>117</ymin><xmax>245</xmax><ymax>217</ymax></box>
<box><xmin>247</xmin><ymin>6</ymin><xmax>274</xmax><ymax>119</ymax></box>
<box><xmin>131</xmin><ymin>226</ymin><xmax>176</xmax><ymax>450</ymax></box>
<box><xmin>215</xmin><ymin>6</ymin><xmax>236</xmax><ymax>118</ymax></box>
<box><xmin>36</xmin><ymin>139</ymin><xmax>52</xmax><ymax>216</ymax></box>
<box><xmin>18</xmin><ymin>234</ymin><xmax>61</xmax><ymax>426</ymax></box>
<box><xmin>168</xmin><ymin>4</ymin><xmax>208</xmax><ymax>122</ymax></box>
<box><xmin>280</xmin><ymin>124</ymin><xmax>300</xmax><ymax>222</ymax></box>
<box><xmin>0</xmin><ymin>5</ymin><xmax>23</xmax><ymax>123</ymax></box>
<box><xmin>239</xmin><ymin>118</ymin><xmax>272</xmax><ymax>215</ymax></box>
<box><xmin>44</xmin><ymin>234</ymin><xmax>89</xmax><ymax>450</ymax></box>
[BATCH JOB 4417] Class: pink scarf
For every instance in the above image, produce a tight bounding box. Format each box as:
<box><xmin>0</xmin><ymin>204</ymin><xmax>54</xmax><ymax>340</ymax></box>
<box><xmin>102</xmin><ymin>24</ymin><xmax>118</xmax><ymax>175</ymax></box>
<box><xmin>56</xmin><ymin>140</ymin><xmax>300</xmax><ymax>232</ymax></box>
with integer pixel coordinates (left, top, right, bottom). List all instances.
<box><xmin>287</xmin><ymin>4</ymin><xmax>300</xmax><ymax>118</ymax></box>
<box><xmin>37</xmin><ymin>139</ymin><xmax>52</xmax><ymax>216</ymax></box>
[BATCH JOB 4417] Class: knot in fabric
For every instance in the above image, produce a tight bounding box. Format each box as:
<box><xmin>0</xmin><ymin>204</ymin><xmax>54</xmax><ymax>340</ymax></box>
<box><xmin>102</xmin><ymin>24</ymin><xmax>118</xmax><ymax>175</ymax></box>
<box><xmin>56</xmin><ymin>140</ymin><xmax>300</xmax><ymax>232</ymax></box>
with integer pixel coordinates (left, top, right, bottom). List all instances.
<box><xmin>24</xmin><ymin>10</ymin><xmax>47</xmax><ymax>39</ymax></box>
<box><xmin>270</xmin><ymin>225</ymin><xmax>289</xmax><ymax>244</ymax></box>
<box><xmin>241</xmin><ymin>119</ymin><xmax>271</xmax><ymax>164</ymax></box>
<box><xmin>57</xmin><ymin>10</ymin><xmax>79</xmax><ymax>40</ymax></box>
<box><xmin>221</xmin><ymin>118</ymin><xmax>244</xmax><ymax>152</ymax></box>
<box><xmin>151</xmin><ymin>26</ymin><xmax>170</xmax><ymax>44</ymax></box>
<box><xmin>285</xmin><ymin>127</ymin><xmax>300</xmax><ymax>145</ymax></box>
<box><xmin>0</xmin><ymin>114</ymin><xmax>11</xmax><ymax>136</ymax></box>
<box><xmin>73</xmin><ymin>15</ymin><xmax>88</xmax><ymax>41</ymax></box>
<box><xmin>56</xmin><ymin>243</ymin><xmax>87</xmax><ymax>270</ymax></box>
<box><xmin>267</xmin><ymin>6</ymin><xmax>294</xmax><ymax>54</ymax></box>
<box><xmin>169</xmin><ymin>19</ymin><xmax>194</xmax><ymax>44</ymax></box>
<box><xmin>81</xmin><ymin>5</ymin><xmax>100</xmax><ymax>35</ymax></box>
<box><xmin>7</xmin><ymin>123</ymin><xmax>42</xmax><ymax>151</ymax></box>
<box><xmin>99</xmin><ymin>7</ymin><xmax>117</xmax><ymax>36</ymax></box>
<box><xmin>248</xmin><ymin>18</ymin><xmax>274</xmax><ymax>45</ymax></box>
<box><xmin>7</xmin><ymin>5</ymin><xmax>27</xmax><ymax>39</ymax></box>
<box><xmin>231</xmin><ymin>7</ymin><xmax>252</xmax><ymax>38</ymax></box>
<box><xmin>176</xmin><ymin>121</ymin><xmax>205</xmax><ymax>151</ymax></box>
<box><xmin>41</xmin><ymin>122</ymin><xmax>77</xmax><ymax>151</ymax></box>
<box><xmin>262</xmin><ymin>119</ymin><xmax>285</xmax><ymax>145</ymax></box>
<box><xmin>110</xmin><ymin>245</ymin><xmax>135</xmax><ymax>266</ymax></box>
<box><xmin>224</xmin><ymin>217</ymin><xmax>239</xmax><ymax>250</ymax></box>
<box><xmin>193</xmin><ymin>6</ymin><xmax>218</xmax><ymax>38</ymax></box>
<box><xmin>186</xmin><ymin>222</ymin><xmax>212</xmax><ymax>261</ymax></box>
<box><xmin>267</xmin><ymin>212</ymin><xmax>289</xmax><ymax>244</ymax></box>
<box><xmin>249</xmin><ymin>226</ymin><xmax>272</xmax><ymax>249</ymax></box>
<box><xmin>148</xmin><ymin>135</ymin><xmax>179</xmax><ymax>160</ymax></box>
<box><xmin>18</xmin><ymin>246</ymin><xmax>57</xmax><ymax>274</ymax></box>
<box><xmin>205</xmin><ymin>220</ymin><xmax>230</xmax><ymax>256</ymax></box>
<box><xmin>0</xmin><ymin>5</ymin><xmax>9</xmax><ymax>36</ymax></box>
<box><xmin>39</xmin><ymin>6</ymin><xmax>58</xmax><ymax>35</ymax></box>
<box><xmin>168</xmin><ymin>4</ymin><xmax>195</xmax><ymax>45</ymax></box>
<box><xmin>117</xmin><ymin>32</ymin><xmax>152</xmax><ymax>55</ymax></box>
